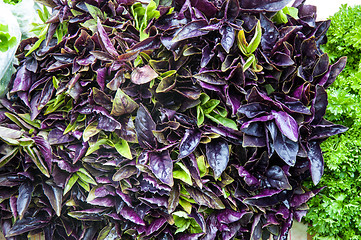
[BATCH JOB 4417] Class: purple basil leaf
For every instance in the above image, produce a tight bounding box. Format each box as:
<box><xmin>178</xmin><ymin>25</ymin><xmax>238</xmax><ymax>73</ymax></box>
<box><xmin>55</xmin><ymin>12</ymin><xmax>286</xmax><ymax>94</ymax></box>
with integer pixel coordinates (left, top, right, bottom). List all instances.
<box><xmin>176</xmin><ymin>233</ymin><xmax>203</xmax><ymax>240</ymax></box>
<box><xmin>203</xmin><ymin>214</ymin><xmax>218</xmax><ymax>240</ymax></box>
<box><xmin>172</xmin><ymin>20</ymin><xmax>209</xmax><ymax>42</ymax></box>
<box><xmin>271</xmin><ymin>110</ymin><xmax>299</xmax><ymax>142</ymax></box>
<box><xmin>225</xmin><ymin>0</ymin><xmax>240</xmax><ymax>21</ymax></box>
<box><xmin>43</xmin><ymin>182</ymin><xmax>63</xmax><ymax>216</ymax></box>
<box><xmin>185</xmin><ymin>186</ymin><xmax>225</xmax><ymax>209</ymax></box>
<box><xmin>244</xmin><ymin>189</ymin><xmax>285</xmax><ymax>207</ymax></box>
<box><xmin>220</xmin><ymin>24</ymin><xmax>235</xmax><ymax>53</ymax></box>
<box><xmin>290</xmin><ymin>187</ymin><xmax>324</xmax><ymax>208</ymax></box>
<box><xmin>271</xmin><ymin>52</ymin><xmax>295</xmax><ymax>66</ymax></box>
<box><xmin>120</xmin><ymin>205</ymin><xmax>146</xmax><ymax>226</ymax></box>
<box><xmin>131</xmin><ymin>65</ymin><xmax>159</xmax><ymax>85</ymax></box>
<box><xmin>266</xmin><ymin>165</ymin><xmax>292</xmax><ymax>190</ymax></box>
<box><xmin>32</xmin><ymin>136</ymin><xmax>52</xmax><ymax>170</ymax></box>
<box><xmin>266</xmin><ymin>122</ymin><xmax>298</xmax><ymax>166</ymax></box>
<box><xmin>17</xmin><ymin>181</ymin><xmax>34</xmax><ymax>219</ymax></box>
<box><xmin>234</xmin><ymin>165</ymin><xmax>260</xmax><ymax>186</ymax></box>
<box><xmin>307</xmin><ymin>141</ymin><xmax>323</xmax><ymax>185</ymax></box>
<box><xmin>178</xmin><ymin>129</ymin><xmax>201</xmax><ymax>159</ymax></box>
<box><xmin>48</xmin><ymin>129</ymin><xmax>75</xmax><ymax>145</ymax></box>
<box><xmin>311</xmin><ymin>85</ymin><xmax>327</xmax><ymax>125</ymax></box>
<box><xmin>183</xmin><ymin>154</ymin><xmax>202</xmax><ymax>188</ymax></box>
<box><xmin>135</xmin><ymin>104</ymin><xmax>157</xmax><ymax>149</ymax></box>
<box><xmin>188</xmin><ymin>208</ymin><xmax>206</xmax><ymax>232</ymax></box>
<box><xmin>148</xmin><ymin>150</ymin><xmax>173</xmax><ymax>186</ymax></box>
<box><xmin>146</xmin><ymin>217</ymin><xmax>167</xmax><ymax>236</ymax></box>
<box><xmin>68</xmin><ymin>208</ymin><xmax>106</xmax><ymax>221</ymax></box>
<box><xmin>97</xmin><ymin>18</ymin><xmax>119</xmax><ymax>57</ymax></box>
<box><xmin>11</xmin><ymin>65</ymin><xmax>33</xmax><ymax>93</ymax></box>
<box><xmin>217</xmin><ymin>209</ymin><xmax>251</xmax><ymax>224</ymax></box>
<box><xmin>321</xmin><ymin>56</ymin><xmax>347</xmax><ymax>88</ymax></box>
<box><xmin>310</xmin><ymin>123</ymin><xmax>348</xmax><ymax>140</ymax></box>
<box><xmin>112</xmin><ymin>166</ymin><xmax>138</xmax><ymax>181</ymax></box>
<box><xmin>206</xmin><ymin>139</ymin><xmax>229</xmax><ymax>179</ymax></box>
<box><xmin>240</xmin><ymin>0</ymin><xmax>292</xmax><ymax>11</ymax></box>
<box><xmin>6</xmin><ymin>214</ymin><xmax>50</xmax><ymax>237</ymax></box>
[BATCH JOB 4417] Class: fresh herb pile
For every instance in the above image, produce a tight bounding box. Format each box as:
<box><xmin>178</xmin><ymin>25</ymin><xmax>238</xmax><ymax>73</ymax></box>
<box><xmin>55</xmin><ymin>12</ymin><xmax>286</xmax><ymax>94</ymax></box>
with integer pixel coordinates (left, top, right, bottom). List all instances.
<box><xmin>0</xmin><ymin>23</ymin><xmax>17</xmax><ymax>52</ymax></box>
<box><xmin>305</xmin><ymin>4</ymin><xmax>361</xmax><ymax>240</ymax></box>
<box><xmin>0</xmin><ymin>0</ymin><xmax>347</xmax><ymax>239</ymax></box>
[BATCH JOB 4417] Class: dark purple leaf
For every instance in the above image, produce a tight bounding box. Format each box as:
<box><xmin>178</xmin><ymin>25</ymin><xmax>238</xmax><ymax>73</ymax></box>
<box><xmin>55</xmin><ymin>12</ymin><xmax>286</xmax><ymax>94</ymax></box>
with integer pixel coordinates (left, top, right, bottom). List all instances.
<box><xmin>240</xmin><ymin>0</ymin><xmax>292</xmax><ymax>11</ymax></box>
<box><xmin>271</xmin><ymin>52</ymin><xmax>295</xmax><ymax>66</ymax></box>
<box><xmin>146</xmin><ymin>217</ymin><xmax>167</xmax><ymax>236</ymax></box>
<box><xmin>321</xmin><ymin>56</ymin><xmax>347</xmax><ymax>88</ymax></box>
<box><xmin>203</xmin><ymin>214</ymin><xmax>218</xmax><ymax>240</ymax></box>
<box><xmin>43</xmin><ymin>182</ymin><xmax>63</xmax><ymax>216</ymax></box>
<box><xmin>217</xmin><ymin>209</ymin><xmax>251</xmax><ymax>224</ymax></box>
<box><xmin>188</xmin><ymin>209</ymin><xmax>206</xmax><ymax>232</ymax></box>
<box><xmin>267</xmin><ymin>122</ymin><xmax>298</xmax><ymax>166</ymax></box>
<box><xmin>266</xmin><ymin>166</ymin><xmax>292</xmax><ymax>190</ymax></box>
<box><xmin>206</xmin><ymin>139</ymin><xmax>229</xmax><ymax>179</ymax></box>
<box><xmin>149</xmin><ymin>151</ymin><xmax>173</xmax><ymax>186</ymax></box>
<box><xmin>178</xmin><ymin>129</ymin><xmax>201</xmax><ymax>159</ymax></box>
<box><xmin>6</xmin><ymin>214</ymin><xmax>50</xmax><ymax>237</ymax></box>
<box><xmin>244</xmin><ymin>189</ymin><xmax>285</xmax><ymax>207</ymax></box>
<box><xmin>17</xmin><ymin>182</ymin><xmax>34</xmax><ymax>219</ymax></box>
<box><xmin>120</xmin><ymin>205</ymin><xmax>146</xmax><ymax>226</ymax></box>
<box><xmin>172</xmin><ymin>20</ymin><xmax>209</xmax><ymax>42</ymax></box>
<box><xmin>311</xmin><ymin>85</ymin><xmax>327</xmax><ymax>125</ymax></box>
<box><xmin>271</xmin><ymin>110</ymin><xmax>299</xmax><ymax>142</ymax></box>
<box><xmin>310</xmin><ymin>123</ymin><xmax>348</xmax><ymax>140</ymax></box>
<box><xmin>225</xmin><ymin>0</ymin><xmax>240</xmax><ymax>21</ymax></box>
<box><xmin>290</xmin><ymin>187</ymin><xmax>324</xmax><ymax>208</ymax></box>
<box><xmin>234</xmin><ymin>165</ymin><xmax>260</xmax><ymax>186</ymax></box>
<box><xmin>11</xmin><ymin>65</ymin><xmax>33</xmax><ymax>93</ymax></box>
<box><xmin>48</xmin><ymin>129</ymin><xmax>75</xmax><ymax>145</ymax></box>
<box><xmin>307</xmin><ymin>141</ymin><xmax>323</xmax><ymax>185</ymax></box>
<box><xmin>97</xmin><ymin>18</ymin><xmax>118</xmax><ymax>57</ymax></box>
<box><xmin>220</xmin><ymin>24</ymin><xmax>235</xmax><ymax>53</ymax></box>
<box><xmin>135</xmin><ymin>104</ymin><xmax>157</xmax><ymax>149</ymax></box>
<box><xmin>68</xmin><ymin>208</ymin><xmax>106</xmax><ymax>221</ymax></box>
<box><xmin>112</xmin><ymin>165</ymin><xmax>138</xmax><ymax>181</ymax></box>
<box><xmin>183</xmin><ymin>154</ymin><xmax>202</xmax><ymax>188</ymax></box>
<box><xmin>32</xmin><ymin>136</ymin><xmax>52</xmax><ymax>170</ymax></box>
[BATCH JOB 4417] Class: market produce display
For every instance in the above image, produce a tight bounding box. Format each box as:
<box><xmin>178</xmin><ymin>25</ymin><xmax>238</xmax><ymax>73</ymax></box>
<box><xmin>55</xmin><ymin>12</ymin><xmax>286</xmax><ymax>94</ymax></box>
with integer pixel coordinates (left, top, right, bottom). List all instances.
<box><xmin>0</xmin><ymin>0</ymin><xmax>347</xmax><ymax>239</ymax></box>
<box><xmin>305</xmin><ymin>4</ymin><xmax>361</xmax><ymax>240</ymax></box>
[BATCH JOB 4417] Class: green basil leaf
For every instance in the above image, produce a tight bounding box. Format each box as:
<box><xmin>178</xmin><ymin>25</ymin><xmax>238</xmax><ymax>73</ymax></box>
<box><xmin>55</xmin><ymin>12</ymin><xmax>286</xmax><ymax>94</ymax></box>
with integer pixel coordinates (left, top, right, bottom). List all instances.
<box><xmin>197</xmin><ymin>105</ymin><xmax>204</xmax><ymax>126</ymax></box>
<box><xmin>173</xmin><ymin>162</ymin><xmax>192</xmax><ymax>185</ymax></box>
<box><xmin>205</xmin><ymin>112</ymin><xmax>238</xmax><ymax>130</ymax></box>
<box><xmin>83</xmin><ymin>122</ymin><xmax>101</xmax><ymax>142</ymax></box>
<box><xmin>247</xmin><ymin>20</ymin><xmax>262</xmax><ymax>54</ymax></box>
<box><xmin>202</xmin><ymin>99</ymin><xmax>220</xmax><ymax>114</ymax></box>
<box><xmin>77</xmin><ymin>168</ymin><xmax>97</xmax><ymax>185</ymax></box>
<box><xmin>63</xmin><ymin>174</ymin><xmax>79</xmax><ymax>195</ymax></box>
<box><xmin>113</xmin><ymin>138</ymin><xmax>133</xmax><ymax>160</ymax></box>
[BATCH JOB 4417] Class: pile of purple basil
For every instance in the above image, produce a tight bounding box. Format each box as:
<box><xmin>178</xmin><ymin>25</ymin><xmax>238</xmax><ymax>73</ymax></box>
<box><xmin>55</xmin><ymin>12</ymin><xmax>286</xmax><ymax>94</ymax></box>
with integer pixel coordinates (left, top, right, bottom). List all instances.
<box><xmin>0</xmin><ymin>0</ymin><xmax>348</xmax><ymax>239</ymax></box>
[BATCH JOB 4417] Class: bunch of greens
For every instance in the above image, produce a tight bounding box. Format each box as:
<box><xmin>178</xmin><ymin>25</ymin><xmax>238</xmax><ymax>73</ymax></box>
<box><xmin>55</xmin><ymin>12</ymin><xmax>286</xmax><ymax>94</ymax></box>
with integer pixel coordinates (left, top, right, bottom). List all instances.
<box><xmin>305</xmin><ymin>4</ymin><xmax>361</xmax><ymax>239</ymax></box>
<box><xmin>0</xmin><ymin>23</ymin><xmax>17</xmax><ymax>52</ymax></box>
<box><xmin>3</xmin><ymin>0</ymin><xmax>22</xmax><ymax>5</ymax></box>
<box><xmin>0</xmin><ymin>0</ymin><xmax>346</xmax><ymax>239</ymax></box>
